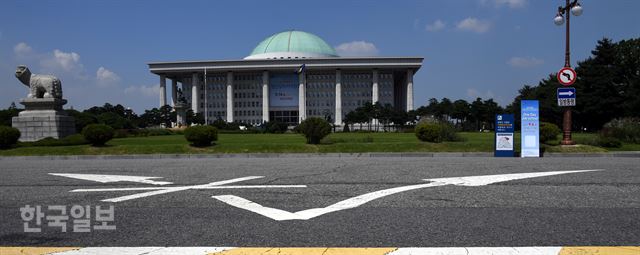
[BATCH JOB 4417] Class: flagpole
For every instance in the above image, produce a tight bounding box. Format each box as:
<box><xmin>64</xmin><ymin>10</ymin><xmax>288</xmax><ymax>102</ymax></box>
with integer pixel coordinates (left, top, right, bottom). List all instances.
<box><xmin>204</xmin><ymin>68</ymin><xmax>208</xmax><ymax>125</ymax></box>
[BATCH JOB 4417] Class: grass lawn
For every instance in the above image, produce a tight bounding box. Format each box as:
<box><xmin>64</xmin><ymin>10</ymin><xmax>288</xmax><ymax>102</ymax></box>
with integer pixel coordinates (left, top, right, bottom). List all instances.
<box><xmin>0</xmin><ymin>132</ymin><xmax>636</xmax><ymax>156</ymax></box>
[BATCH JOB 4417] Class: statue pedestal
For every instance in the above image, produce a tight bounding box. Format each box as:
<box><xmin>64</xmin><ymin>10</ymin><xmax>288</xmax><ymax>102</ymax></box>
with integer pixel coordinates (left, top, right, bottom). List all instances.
<box><xmin>12</xmin><ymin>98</ymin><xmax>75</xmax><ymax>142</ymax></box>
<box><xmin>174</xmin><ymin>102</ymin><xmax>188</xmax><ymax>127</ymax></box>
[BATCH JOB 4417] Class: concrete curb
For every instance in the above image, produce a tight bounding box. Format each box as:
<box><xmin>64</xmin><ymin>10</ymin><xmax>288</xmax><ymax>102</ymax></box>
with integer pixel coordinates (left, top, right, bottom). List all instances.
<box><xmin>1</xmin><ymin>151</ymin><xmax>639</xmax><ymax>160</ymax></box>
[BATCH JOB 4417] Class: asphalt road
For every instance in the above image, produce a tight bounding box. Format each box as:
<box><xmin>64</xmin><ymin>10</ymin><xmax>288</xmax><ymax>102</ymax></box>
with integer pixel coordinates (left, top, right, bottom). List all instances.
<box><xmin>0</xmin><ymin>156</ymin><xmax>638</xmax><ymax>247</ymax></box>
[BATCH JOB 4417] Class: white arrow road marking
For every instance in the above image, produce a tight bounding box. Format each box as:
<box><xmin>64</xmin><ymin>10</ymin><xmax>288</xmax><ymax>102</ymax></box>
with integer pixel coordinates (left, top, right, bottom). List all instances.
<box><xmin>49</xmin><ymin>173</ymin><xmax>173</xmax><ymax>185</ymax></box>
<box><xmin>213</xmin><ymin>169</ymin><xmax>602</xmax><ymax>221</ymax></box>
<box><xmin>66</xmin><ymin>176</ymin><xmax>306</xmax><ymax>203</ymax></box>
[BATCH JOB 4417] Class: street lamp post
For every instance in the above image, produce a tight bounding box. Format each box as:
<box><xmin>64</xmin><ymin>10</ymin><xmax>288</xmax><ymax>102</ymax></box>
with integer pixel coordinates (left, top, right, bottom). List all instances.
<box><xmin>554</xmin><ymin>0</ymin><xmax>583</xmax><ymax>146</ymax></box>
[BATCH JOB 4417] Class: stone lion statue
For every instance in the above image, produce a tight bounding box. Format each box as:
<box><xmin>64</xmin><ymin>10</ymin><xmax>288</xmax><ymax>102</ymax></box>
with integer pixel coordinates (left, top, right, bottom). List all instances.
<box><xmin>15</xmin><ymin>65</ymin><xmax>63</xmax><ymax>99</ymax></box>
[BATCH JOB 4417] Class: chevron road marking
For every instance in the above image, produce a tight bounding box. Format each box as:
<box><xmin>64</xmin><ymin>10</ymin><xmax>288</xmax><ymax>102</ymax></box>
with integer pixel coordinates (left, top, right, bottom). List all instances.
<box><xmin>213</xmin><ymin>169</ymin><xmax>602</xmax><ymax>221</ymax></box>
<box><xmin>54</xmin><ymin>176</ymin><xmax>307</xmax><ymax>203</ymax></box>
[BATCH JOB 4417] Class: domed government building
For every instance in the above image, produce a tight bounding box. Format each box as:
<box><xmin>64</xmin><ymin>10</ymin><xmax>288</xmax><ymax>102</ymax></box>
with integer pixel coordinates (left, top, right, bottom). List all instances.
<box><xmin>148</xmin><ymin>30</ymin><xmax>423</xmax><ymax>126</ymax></box>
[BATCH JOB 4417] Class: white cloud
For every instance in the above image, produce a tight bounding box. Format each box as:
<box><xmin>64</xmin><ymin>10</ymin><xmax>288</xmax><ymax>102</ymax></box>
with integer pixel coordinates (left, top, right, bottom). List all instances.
<box><xmin>124</xmin><ymin>84</ymin><xmax>159</xmax><ymax>98</ymax></box>
<box><xmin>491</xmin><ymin>0</ymin><xmax>526</xmax><ymax>9</ymax></box>
<box><xmin>467</xmin><ymin>88</ymin><xmax>495</xmax><ymax>100</ymax></box>
<box><xmin>52</xmin><ymin>49</ymin><xmax>82</xmax><ymax>72</ymax></box>
<box><xmin>96</xmin><ymin>67</ymin><xmax>120</xmax><ymax>86</ymax></box>
<box><xmin>507</xmin><ymin>57</ymin><xmax>544</xmax><ymax>68</ymax></box>
<box><xmin>456</xmin><ymin>17</ymin><xmax>492</xmax><ymax>34</ymax></box>
<box><xmin>14</xmin><ymin>42</ymin><xmax>33</xmax><ymax>56</ymax></box>
<box><xmin>426</xmin><ymin>20</ymin><xmax>446</xmax><ymax>32</ymax></box>
<box><xmin>335</xmin><ymin>41</ymin><xmax>379</xmax><ymax>57</ymax></box>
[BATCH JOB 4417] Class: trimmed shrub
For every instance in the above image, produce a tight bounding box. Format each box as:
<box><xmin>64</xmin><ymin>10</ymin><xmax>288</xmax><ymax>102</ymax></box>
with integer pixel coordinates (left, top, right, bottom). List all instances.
<box><xmin>597</xmin><ymin>136</ymin><xmax>622</xmax><ymax>148</ymax></box>
<box><xmin>540</xmin><ymin>122</ymin><xmax>561</xmax><ymax>144</ymax></box>
<box><xmin>82</xmin><ymin>124</ymin><xmax>115</xmax><ymax>146</ymax></box>
<box><xmin>265</xmin><ymin>121</ymin><xmax>288</xmax><ymax>134</ymax></box>
<box><xmin>184</xmin><ymin>125</ymin><xmax>218</xmax><ymax>147</ymax></box>
<box><xmin>0</xmin><ymin>126</ymin><xmax>20</xmax><ymax>149</ymax></box>
<box><xmin>600</xmin><ymin>118</ymin><xmax>640</xmax><ymax>144</ymax></box>
<box><xmin>415</xmin><ymin>120</ymin><xmax>459</xmax><ymax>143</ymax></box>
<box><xmin>297</xmin><ymin>117</ymin><xmax>332</xmax><ymax>144</ymax></box>
<box><xmin>415</xmin><ymin>122</ymin><xmax>443</xmax><ymax>143</ymax></box>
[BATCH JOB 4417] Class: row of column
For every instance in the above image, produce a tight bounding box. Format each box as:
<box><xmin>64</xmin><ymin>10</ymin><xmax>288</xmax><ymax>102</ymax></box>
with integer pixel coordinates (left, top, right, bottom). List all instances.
<box><xmin>158</xmin><ymin>75</ymin><xmax>179</xmax><ymax>108</ymax></box>
<box><xmin>158</xmin><ymin>69</ymin><xmax>415</xmax><ymax>125</ymax></box>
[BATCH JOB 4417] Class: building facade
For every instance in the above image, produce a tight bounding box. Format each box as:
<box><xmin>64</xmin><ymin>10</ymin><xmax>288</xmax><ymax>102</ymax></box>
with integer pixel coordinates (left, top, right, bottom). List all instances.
<box><xmin>148</xmin><ymin>30</ymin><xmax>423</xmax><ymax>126</ymax></box>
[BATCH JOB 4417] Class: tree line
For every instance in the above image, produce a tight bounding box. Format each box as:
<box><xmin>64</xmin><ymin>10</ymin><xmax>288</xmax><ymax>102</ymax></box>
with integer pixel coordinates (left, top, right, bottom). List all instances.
<box><xmin>1</xmin><ymin>37</ymin><xmax>637</xmax><ymax>133</ymax></box>
<box><xmin>505</xmin><ymin>37</ymin><xmax>640</xmax><ymax>131</ymax></box>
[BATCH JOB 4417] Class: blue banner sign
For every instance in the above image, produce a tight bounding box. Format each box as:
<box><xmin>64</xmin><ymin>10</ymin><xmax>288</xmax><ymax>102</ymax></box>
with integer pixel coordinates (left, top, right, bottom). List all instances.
<box><xmin>269</xmin><ymin>74</ymin><xmax>299</xmax><ymax>108</ymax></box>
<box><xmin>495</xmin><ymin>114</ymin><xmax>514</xmax><ymax>157</ymax></box>
<box><xmin>521</xmin><ymin>100</ymin><xmax>540</xmax><ymax>157</ymax></box>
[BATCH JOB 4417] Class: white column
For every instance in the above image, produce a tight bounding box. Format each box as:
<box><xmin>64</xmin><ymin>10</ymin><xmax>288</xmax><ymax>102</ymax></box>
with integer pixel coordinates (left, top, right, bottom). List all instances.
<box><xmin>335</xmin><ymin>69</ymin><xmax>342</xmax><ymax>125</ymax></box>
<box><xmin>226</xmin><ymin>72</ymin><xmax>234</xmax><ymax>123</ymax></box>
<box><xmin>406</xmin><ymin>69</ymin><xmax>414</xmax><ymax>111</ymax></box>
<box><xmin>159</xmin><ymin>75</ymin><xmax>167</xmax><ymax>108</ymax></box>
<box><xmin>191</xmin><ymin>73</ymin><xmax>199</xmax><ymax>113</ymax></box>
<box><xmin>372</xmin><ymin>69</ymin><xmax>379</xmax><ymax>103</ymax></box>
<box><xmin>171</xmin><ymin>79</ymin><xmax>178</xmax><ymax>107</ymax></box>
<box><xmin>298</xmin><ymin>72</ymin><xmax>306</xmax><ymax>123</ymax></box>
<box><xmin>262</xmin><ymin>71</ymin><xmax>269</xmax><ymax>122</ymax></box>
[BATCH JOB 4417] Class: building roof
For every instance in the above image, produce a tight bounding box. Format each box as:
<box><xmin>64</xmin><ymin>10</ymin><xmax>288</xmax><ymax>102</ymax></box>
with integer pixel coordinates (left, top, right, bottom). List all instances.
<box><xmin>148</xmin><ymin>57</ymin><xmax>424</xmax><ymax>78</ymax></box>
<box><xmin>245</xmin><ymin>30</ymin><xmax>338</xmax><ymax>60</ymax></box>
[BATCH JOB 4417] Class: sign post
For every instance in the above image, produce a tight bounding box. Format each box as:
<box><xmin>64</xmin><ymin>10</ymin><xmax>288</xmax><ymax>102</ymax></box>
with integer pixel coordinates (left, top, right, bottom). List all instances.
<box><xmin>521</xmin><ymin>100</ymin><xmax>540</xmax><ymax>158</ymax></box>
<box><xmin>495</xmin><ymin>114</ymin><xmax>514</xmax><ymax>157</ymax></box>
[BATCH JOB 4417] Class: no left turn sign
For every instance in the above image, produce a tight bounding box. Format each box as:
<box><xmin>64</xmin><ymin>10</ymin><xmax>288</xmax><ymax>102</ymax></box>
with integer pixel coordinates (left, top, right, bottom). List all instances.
<box><xmin>558</xmin><ymin>67</ymin><xmax>577</xmax><ymax>86</ymax></box>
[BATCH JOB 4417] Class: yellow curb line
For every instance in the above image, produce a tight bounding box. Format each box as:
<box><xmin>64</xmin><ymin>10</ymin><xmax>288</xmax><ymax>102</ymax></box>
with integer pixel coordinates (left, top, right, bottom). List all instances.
<box><xmin>0</xmin><ymin>247</ymin><xmax>80</xmax><ymax>255</ymax></box>
<box><xmin>559</xmin><ymin>246</ymin><xmax>640</xmax><ymax>255</ymax></box>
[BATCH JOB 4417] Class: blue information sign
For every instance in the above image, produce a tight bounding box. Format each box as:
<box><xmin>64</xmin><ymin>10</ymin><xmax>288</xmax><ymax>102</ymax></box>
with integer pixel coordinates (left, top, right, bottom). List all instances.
<box><xmin>495</xmin><ymin>114</ymin><xmax>515</xmax><ymax>157</ymax></box>
<box><xmin>521</xmin><ymin>100</ymin><xmax>540</xmax><ymax>157</ymax></box>
<box><xmin>557</xmin><ymin>88</ymin><xmax>576</xmax><ymax>98</ymax></box>
<box><xmin>557</xmin><ymin>87</ymin><xmax>576</xmax><ymax>107</ymax></box>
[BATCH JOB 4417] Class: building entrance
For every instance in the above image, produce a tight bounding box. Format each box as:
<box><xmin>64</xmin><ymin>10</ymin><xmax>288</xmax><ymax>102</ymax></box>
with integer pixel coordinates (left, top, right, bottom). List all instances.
<box><xmin>269</xmin><ymin>110</ymin><xmax>299</xmax><ymax>125</ymax></box>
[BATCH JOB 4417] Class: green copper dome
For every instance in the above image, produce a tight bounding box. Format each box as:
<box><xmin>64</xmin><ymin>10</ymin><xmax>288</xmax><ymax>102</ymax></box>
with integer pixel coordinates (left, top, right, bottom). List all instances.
<box><xmin>245</xmin><ymin>30</ymin><xmax>338</xmax><ymax>59</ymax></box>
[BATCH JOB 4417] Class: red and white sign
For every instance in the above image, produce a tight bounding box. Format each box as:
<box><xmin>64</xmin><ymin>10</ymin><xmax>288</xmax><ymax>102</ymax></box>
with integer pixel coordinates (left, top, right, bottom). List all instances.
<box><xmin>557</xmin><ymin>67</ymin><xmax>577</xmax><ymax>86</ymax></box>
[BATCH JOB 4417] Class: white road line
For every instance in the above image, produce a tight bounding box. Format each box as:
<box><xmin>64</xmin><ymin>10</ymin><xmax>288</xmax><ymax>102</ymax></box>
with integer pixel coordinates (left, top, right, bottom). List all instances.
<box><xmin>213</xmin><ymin>169</ymin><xmax>602</xmax><ymax>221</ymax></box>
<box><xmin>66</xmin><ymin>175</ymin><xmax>307</xmax><ymax>203</ymax></box>
<box><xmin>424</xmin><ymin>169</ymin><xmax>602</xmax><ymax>186</ymax></box>
<box><xmin>99</xmin><ymin>176</ymin><xmax>266</xmax><ymax>203</ymax></box>
<box><xmin>71</xmin><ymin>185</ymin><xmax>307</xmax><ymax>192</ymax></box>
<box><xmin>197</xmin><ymin>185</ymin><xmax>308</xmax><ymax>189</ymax></box>
<box><xmin>72</xmin><ymin>187</ymin><xmax>167</xmax><ymax>192</ymax></box>
<box><xmin>49</xmin><ymin>173</ymin><xmax>173</xmax><ymax>185</ymax></box>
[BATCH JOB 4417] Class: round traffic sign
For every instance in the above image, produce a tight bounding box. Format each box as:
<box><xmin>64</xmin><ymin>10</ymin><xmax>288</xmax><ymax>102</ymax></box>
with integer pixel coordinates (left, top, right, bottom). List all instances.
<box><xmin>557</xmin><ymin>67</ymin><xmax>577</xmax><ymax>86</ymax></box>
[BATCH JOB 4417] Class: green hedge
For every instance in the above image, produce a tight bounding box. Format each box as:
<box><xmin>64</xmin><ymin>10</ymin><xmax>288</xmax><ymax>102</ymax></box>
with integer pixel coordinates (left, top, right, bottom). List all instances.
<box><xmin>415</xmin><ymin>120</ymin><xmax>459</xmax><ymax>143</ymax></box>
<box><xmin>540</xmin><ymin>122</ymin><xmax>561</xmax><ymax>144</ymax></box>
<box><xmin>297</xmin><ymin>117</ymin><xmax>331</xmax><ymax>144</ymax></box>
<box><xmin>600</xmin><ymin>118</ymin><xmax>640</xmax><ymax>143</ymax></box>
<box><xmin>0</xmin><ymin>126</ymin><xmax>20</xmax><ymax>149</ymax></box>
<box><xmin>19</xmin><ymin>134</ymin><xmax>88</xmax><ymax>147</ymax></box>
<box><xmin>184</xmin><ymin>125</ymin><xmax>218</xmax><ymax>147</ymax></box>
<box><xmin>82</xmin><ymin>124</ymin><xmax>115</xmax><ymax>146</ymax></box>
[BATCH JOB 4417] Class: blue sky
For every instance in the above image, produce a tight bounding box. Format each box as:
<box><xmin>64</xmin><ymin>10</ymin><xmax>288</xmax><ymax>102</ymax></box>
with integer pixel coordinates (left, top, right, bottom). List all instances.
<box><xmin>1</xmin><ymin>0</ymin><xmax>639</xmax><ymax>113</ymax></box>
